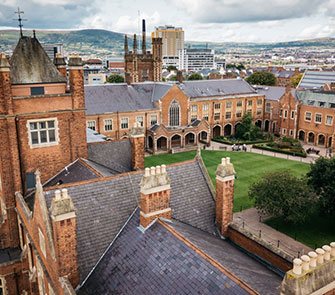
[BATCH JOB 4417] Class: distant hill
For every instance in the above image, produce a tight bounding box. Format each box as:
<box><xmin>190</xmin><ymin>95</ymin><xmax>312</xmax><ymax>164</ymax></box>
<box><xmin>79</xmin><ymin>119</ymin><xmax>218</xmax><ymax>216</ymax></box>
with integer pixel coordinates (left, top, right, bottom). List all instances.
<box><xmin>1</xmin><ymin>29</ymin><xmax>334</xmax><ymax>57</ymax></box>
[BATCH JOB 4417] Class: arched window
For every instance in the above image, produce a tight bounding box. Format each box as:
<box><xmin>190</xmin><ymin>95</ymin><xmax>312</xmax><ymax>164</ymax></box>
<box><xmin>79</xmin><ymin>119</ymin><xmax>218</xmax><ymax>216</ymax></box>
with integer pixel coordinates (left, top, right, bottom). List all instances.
<box><xmin>169</xmin><ymin>100</ymin><xmax>180</xmax><ymax>127</ymax></box>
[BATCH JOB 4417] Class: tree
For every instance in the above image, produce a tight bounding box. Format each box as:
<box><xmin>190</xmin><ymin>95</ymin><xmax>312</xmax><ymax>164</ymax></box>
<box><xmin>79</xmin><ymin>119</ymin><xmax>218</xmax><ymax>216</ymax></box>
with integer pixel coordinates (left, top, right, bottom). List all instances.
<box><xmin>235</xmin><ymin>113</ymin><xmax>262</xmax><ymax>141</ymax></box>
<box><xmin>187</xmin><ymin>73</ymin><xmax>203</xmax><ymax>80</ymax></box>
<box><xmin>290</xmin><ymin>73</ymin><xmax>303</xmax><ymax>88</ymax></box>
<box><xmin>249</xmin><ymin>171</ymin><xmax>317</xmax><ymax>224</ymax></box>
<box><xmin>167</xmin><ymin>65</ymin><xmax>177</xmax><ymax>72</ymax></box>
<box><xmin>106</xmin><ymin>74</ymin><xmax>124</xmax><ymax>83</ymax></box>
<box><xmin>246</xmin><ymin>72</ymin><xmax>276</xmax><ymax>86</ymax></box>
<box><xmin>307</xmin><ymin>157</ymin><xmax>335</xmax><ymax>215</ymax></box>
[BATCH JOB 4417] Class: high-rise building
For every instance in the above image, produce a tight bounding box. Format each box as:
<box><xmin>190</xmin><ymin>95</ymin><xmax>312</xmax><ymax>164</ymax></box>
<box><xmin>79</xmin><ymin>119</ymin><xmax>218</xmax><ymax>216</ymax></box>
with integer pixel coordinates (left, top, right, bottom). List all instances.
<box><xmin>152</xmin><ymin>25</ymin><xmax>184</xmax><ymax>68</ymax></box>
<box><xmin>178</xmin><ymin>48</ymin><xmax>215</xmax><ymax>72</ymax></box>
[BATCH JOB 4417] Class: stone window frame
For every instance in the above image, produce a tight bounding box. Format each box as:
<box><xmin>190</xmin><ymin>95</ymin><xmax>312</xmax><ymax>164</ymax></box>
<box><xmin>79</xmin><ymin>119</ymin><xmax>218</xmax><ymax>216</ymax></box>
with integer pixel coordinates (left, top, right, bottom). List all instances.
<box><xmin>236</xmin><ymin>111</ymin><xmax>242</xmax><ymax>118</ymax></box>
<box><xmin>257</xmin><ymin>99</ymin><xmax>263</xmax><ymax>106</ymax></box>
<box><xmin>87</xmin><ymin>120</ymin><xmax>96</xmax><ymax>131</ymax></box>
<box><xmin>236</xmin><ymin>101</ymin><xmax>243</xmax><ymax>108</ymax></box>
<box><xmin>214</xmin><ymin>103</ymin><xmax>221</xmax><ymax>110</ymax></box>
<box><xmin>282</xmin><ymin>128</ymin><xmax>287</xmax><ymax>135</ymax></box>
<box><xmin>314</xmin><ymin>113</ymin><xmax>322</xmax><ymax>124</ymax></box>
<box><xmin>191</xmin><ymin>105</ymin><xmax>198</xmax><ymax>112</ymax></box>
<box><xmin>305</xmin><ymin>112</ymin><xmax>312</xmax><ymax>122</ymax></box>
<box><xmin>283</xmin><ymin>110</ymin><xmax>288</xmax><ymax>118</ymax></box>
<box><xmin>291</xmin><ymin>110</ymin><xmax>295</xmax><ymax>119</ymax></box>
<box><xmin>225</xmin><ymin>101</ymin><xmax>232</xmax><ymax>109</ymax></box>
<box><xmin>0</xmin><ymin>276</ymin><xmax>7</xmax><ymax>295</ymax></box>
<box><xmin>247</xmin><ymin>100</ymin><xmax>253</xmax><ymax>107</ymax></box>
<box><xmin>289</xmin><ymin>130</ymin><xmax>293</xmax><ymax>136</ymax></box>
<box><xmin>225</xmin><ymin>112</ymin><xmax>232</xmax><ymax>120</ymax></box>
<box><xmin>103</xmin><ymin>119</ymin><xmax>113</xmax><ymax>131</ymax></box>
<box><xmin>265</xmin><ymin>102</ymin><xmax>271</xmax><ymax>113</ymax></box>
<box><xmin>202</xmin><ymin>103</ymin><xmax>209</xmax><ymax>112</ymax></box>
<box><xmin>27</xmin><ymin>118</ymin><xmax>59</xmax><ymax>149</ymax></box>
<box><xmin>120</xmin><ymin>117</ymin><xmax>129</xmax><ymax>129</ymax></box>
<box><xmin>38</xmin><ymin>228</ymin><xmax>46</xmax><ymax>258</ymax></box>
<box><xmin>326</xmin><ymin>115</ymin><xmax>333</xmax><ymax>126</ymax></box>
<box><xmin>214</xmin><ymin>112</ymin><xmax>221</xmax><ymax>121</ymax></box>
<box><xmin>169</xmin><ymin>99</ymin><xmax>181</xmax><ymax>127</ymax></box>
<box><xmin>136</xmin><ymin>116</ymin><xmax>144</xmax><ymax>127</ymax></box>
<box><xmin>256</xmin><ymin>108</ymin><xmax>262</xmax><ymax>115</ymax></box>
<box><xmin>150</xmin><ymin>114</ymin><xmax>158</xmax><ymax>126</ymax></box>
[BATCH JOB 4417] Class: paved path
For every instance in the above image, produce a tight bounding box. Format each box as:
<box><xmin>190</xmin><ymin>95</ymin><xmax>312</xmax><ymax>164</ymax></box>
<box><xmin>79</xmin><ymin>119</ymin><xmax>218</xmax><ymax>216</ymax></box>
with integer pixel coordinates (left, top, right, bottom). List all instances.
<box><xmin>207</xmin><ymin>141</ymin><xmax>329</xmax><ymax>164</ymax></box>
<box><xmin>233</xmin><ymin>208</ymin><xmax>312</xmax><ymax>259</ymax></box>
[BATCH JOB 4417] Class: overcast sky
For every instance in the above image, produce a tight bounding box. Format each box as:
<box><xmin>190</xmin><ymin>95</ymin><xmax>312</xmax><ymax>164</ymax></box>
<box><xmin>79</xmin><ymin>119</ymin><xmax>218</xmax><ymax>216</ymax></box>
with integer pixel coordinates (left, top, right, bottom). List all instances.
<box><xmin>0</xmin><ymin>0</ymin><xmax>334</xmax><ymax>43</ymax></box>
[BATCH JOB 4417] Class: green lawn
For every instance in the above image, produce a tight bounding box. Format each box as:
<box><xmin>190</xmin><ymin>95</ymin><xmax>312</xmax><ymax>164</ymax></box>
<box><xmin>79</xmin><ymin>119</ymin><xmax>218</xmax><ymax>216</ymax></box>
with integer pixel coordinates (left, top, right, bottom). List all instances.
<box><xmin>266</xmin><ymin>214</ymin><xmax>335</xmax><ymax>248</ymax></box>
<box><xmin>145</xmin><ymin>150</ymin><xmax>309</xmax><ymax>212</ymax></box>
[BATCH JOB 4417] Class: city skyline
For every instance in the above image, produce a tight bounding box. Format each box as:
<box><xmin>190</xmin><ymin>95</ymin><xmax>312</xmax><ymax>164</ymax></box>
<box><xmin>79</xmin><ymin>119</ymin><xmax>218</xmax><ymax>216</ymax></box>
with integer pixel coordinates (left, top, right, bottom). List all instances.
<box><xmin>0</xmin><ymin>0</ymin><xmax>334</xmax><ymax>43</ymax></box>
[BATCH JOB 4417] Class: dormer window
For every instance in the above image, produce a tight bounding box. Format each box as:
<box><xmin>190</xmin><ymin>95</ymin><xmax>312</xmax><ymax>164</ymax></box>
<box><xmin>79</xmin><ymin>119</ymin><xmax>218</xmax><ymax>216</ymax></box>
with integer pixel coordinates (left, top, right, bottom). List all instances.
<box><xmin>27</xmin><ymin>118</ymin><xmax>58</xmax><ymax>148</ymax></box>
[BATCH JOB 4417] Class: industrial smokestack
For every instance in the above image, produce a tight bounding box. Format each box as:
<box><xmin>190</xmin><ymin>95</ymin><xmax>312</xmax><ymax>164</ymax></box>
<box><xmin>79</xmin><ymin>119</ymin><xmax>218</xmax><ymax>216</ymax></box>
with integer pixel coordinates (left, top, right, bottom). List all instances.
<box><xmin>142</xmin><ymin>19</ymin><xmax>146</xmax><ymax>54</ymax></box>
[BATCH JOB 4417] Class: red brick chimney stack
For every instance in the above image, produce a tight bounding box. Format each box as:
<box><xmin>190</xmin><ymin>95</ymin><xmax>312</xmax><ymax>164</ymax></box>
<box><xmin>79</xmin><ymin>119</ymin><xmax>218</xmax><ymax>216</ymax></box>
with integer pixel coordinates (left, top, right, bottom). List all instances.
<box><xmin>50</xmin><ymin>188</ymin><xmax>79</xmax><ymax>286</ymax></box>
<box><xmin>215</xmin><ymin>157</ymin><xmax>236</xmax><ymax>236</ymax></box>
<box><xmin>54</xmin><ymin>53</ymin><xmax>67</xmax><ymax>78</ymax></box>
<box><xmin>139</xmin><ymin>165</ymin><xmax>171</xmax><ymax>228</ymax></box>
<box><xmin>130</xmin><ymin>122</ymin><xmax>145</xmax><ymax>170</ymax></box>
<box><xmin>0</xmin><ymin>53</ymin><xmax>13</xmax><ymax>115</ymax></box>
<box><xmin>68</xmin><ymin>54</ymin><xmax>84</xmax><ymax>109</ymax></box>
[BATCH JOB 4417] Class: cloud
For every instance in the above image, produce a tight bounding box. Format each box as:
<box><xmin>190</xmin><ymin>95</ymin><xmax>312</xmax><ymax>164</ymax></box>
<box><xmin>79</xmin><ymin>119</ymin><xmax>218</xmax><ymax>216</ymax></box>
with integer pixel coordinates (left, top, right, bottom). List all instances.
<box><xmin>171</xmin><ymin>0</ymin><xmax>333</xmax><ymax>23</ymax></box>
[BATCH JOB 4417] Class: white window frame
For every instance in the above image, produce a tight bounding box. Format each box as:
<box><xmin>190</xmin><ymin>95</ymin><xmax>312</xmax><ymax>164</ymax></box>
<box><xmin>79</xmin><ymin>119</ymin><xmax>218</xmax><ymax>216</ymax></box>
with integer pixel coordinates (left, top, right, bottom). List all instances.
<box><xmin>283</xmin><ymin>110</ymin><xmax>288</xmax><ymax>118</ymax></box>
<box><xmin>326</xmin><ymin>115</ymin><xmax>333</xmax><ymax>126</ymax></box>
<box><xmin>87</xmin><ymin>120</ymin><xmax>96</xmax><ymax>131</ymax></box>
<box><xmin>225</xmin><ymin>112</ymin><xmax>232</xmax><ymax>119</ymax></box>
<box><xmin>136</xmin><ymin>116</ymin><xmax>144</xmax><ymax>127</ymax></box>
<box><xmin>256</xmin><ymin>108</ymin><xmax>262</xmax><ymax>115</ymax></box>
<box><xmin>202</xmin><ymin>103</ymin><xmax>209</xmax><ymax>112</ymax></box>
<box><xmin>315</xmin><ymin>113</ymin><xmax>322</xmax><ymax>124</ymax></box>
<box><xmin>291</xmin><ymin>111</ymin><xmax>295</xmax><ymax>119</ymax></box>
<box><xmin>236</xmin><ymin>101</ymin><xmax>243</xmax><ymax>108</ymax></box>
<box><xmin>236</xmin><ymin>111</ymin><xmax>242</xmax><ymax>118</ymax></box>
<box><xmin>150</xmin><ymin>115</ymin><xmax>157</xmax><ymax>126</ymax></box>
<box><xmin>191</xmin><ymin>105</ymin><xmax>198</xmax><ymax>112</ymax></box>
<box><xmin>305</xmin><ymin>112</ymin><xmax>312</xmax><ymax>122</ymax></box>
<box><xmin>27</xmin><ymin>118</ymin><xmax>59</xmax><ymax>149</ymax></box>
<box><xmin>120</xmin><ymin>117</ymin><xmax>129</xmax><ymax>129</ymax></box>
<box><xmin>103</xmin><ymin>119</ymin><xmax>113</xmax><ymax>131</ymax></box>
<box><xmin>282</xmin><ymin>128</ymin><xmax>287</xmax><ymax>135</ymax></box>
<box><xmin>214</xmin><ymin>103</ymin><xmax>221</xmax><ymax>110</ymax></box>
<box><xmin>214</xmin><ymin>112</ymin><xmax>220</xmax><ymax>121</ymax></box>
<box><xmin>257</xmin><ymin>99</ymin><xmax>262</xmax><ymax>106</ymax></box>
<box><xmin>265</xmin><ymin>102</ymin><xmax>271</xmax><ymax>113</ymax></box>
<box><xmin>225</xmin><ymin>101</ymin><xmax>232</xmax><ymax>109</ymax></box>
<box><xmin>38</xmin><ymin>228</ymin><xmax>46</xmax><ymax>258</ymax></box>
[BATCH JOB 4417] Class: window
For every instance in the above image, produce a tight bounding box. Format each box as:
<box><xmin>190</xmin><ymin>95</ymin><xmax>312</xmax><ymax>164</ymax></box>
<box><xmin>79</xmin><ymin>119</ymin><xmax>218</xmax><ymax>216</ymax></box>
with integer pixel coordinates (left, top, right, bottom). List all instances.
<box><xmin>0</xmin><ymin>277</ymin><xmax>6</xmax><ymax>295</ymax></box>
<box><xmin>282</xmin><ymin>128</ymin><xmax>287</xmax><ymax>135</ymax></box>
<box><xmin>203</xmin><ymin>115</ymin><xmax>209</xmax><ymax>121</ymax></box>
<box><xmin>87</xmin><ymin>120</ymin><xmax>96</xmax><ymax>131</ymax></box>
<box><xmin>326</xmin><ymin>115</ymin><xmax>333</xmax><ymax>125</ymax></box>
<box><xmin>214</xmin><ymin>103</ymin><xmax>221</xmax><ymax>110</ymax></box>
<box><xmin>265</xmin><ymin>102</ymin><xmax>271</xmax><ymax>113</ymax></box>
<box><xmin>236</xmin><ymin>111</ymin><xmax>242</xmax><ymax>118</ymax></box>
<box><xmin>214</xmin><ymin>113</ymin><xmax>220</xmax><ymax>120</ymax></box>
<box><xmin>226</xmin><ymin>101</ymin><xmax>232</xmax><ymax>109</ymax></box>
<box><xmin>280</xmin><ymin>109</ymin><xmax>283</xmax><ymax>117</ymax></box>
<box><xmin>150</xmin><ymin>115</ymin><xmax>157</xmax><ymax>126</ymax></box>
<box><xmin>169</xmin><ymin>100</ymin><xmax>180</xmax><ymax>126</ymax></box>
<box><xmin>289</xmin><ymin>130</ymin><xmax>293</xmax><ymax>136</ymax></box>
<box><xmin>28</xmin><ymin>119</ymin><xmax>57</xmax><ymax>147</ymax></box>
<box><xmin>136</xmin><ymin>116</ymin><xmax>144</xmax><ymax>127</ymax></box>
<box><xmin>248</xmin><ymin>100</ymin><xmax>253</xmax><ymax>107</ymax></box>
<box><xmin>191</xmin><ymin>115</ymin><xmax>197</xmax><ymax>122</ymax></box>
<box><xmin>284</xmin><ymin>110</ymin><xmax>288</xmax><ymax>118</ymax></box>
<box><xmin>291</xmin><ymin>111</ymin><xmax>295</xmax><ymax>119</ymax></box>
<box><xmin>305</xmin><ymin>112</ymin><xmax>311</xmax><ymax>121</ymax></box>
<box><xmin>202</xmin><ymin>103</ymin><xmax>209</xmax><ymax>112</ymax></box>
<box><xmin>30</xmin><ymin>86</ymin><xmax>45</xmax><ymax>96</ymax></box>
<box><xmin>121</xmin><ymin>118</ymin><xmax>129</xmax><ymax>129</ymax></box>
<box><xmin>191</xmin><ymin>105</ymin><xmax>198</xmax><ymax>112</ymax></box>
<box><xmin>257</xmin><ymin>109</ymin><xmax>262</xmax><ymax>115</ymax></box>
<box><xmin>225</xmin><ymin>112</ymin><xmax>231</xmax><ymax>119</ymax></box>
<box><xmin>315</xmin><ymin>113</ymin><xmax>322</xmax><ymax>123</ymax></box>
<box><xmin>104</xmin><ymin>119</ymin><xmax>112</xmax><ymax>131</ymax></box>
<box><xmin>38</xmin><ymin>228</ymin><xmax>46</xmax><ymax>257</ymax></box>
<box><xmin>257</xmin><ymin>99</ymin><xmax>262</xmax><ymax>105</ymax></box>
<box><xmin>237</xmin><ymin>101</ymin><xmax>242</xmax><ymax>108</ymax></box>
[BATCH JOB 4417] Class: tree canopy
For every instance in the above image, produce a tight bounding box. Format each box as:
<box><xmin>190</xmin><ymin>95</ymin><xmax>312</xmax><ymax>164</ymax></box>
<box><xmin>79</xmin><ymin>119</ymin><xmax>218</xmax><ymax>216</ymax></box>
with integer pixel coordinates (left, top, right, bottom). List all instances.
<box><xmin>249</xmin><ymin>170</ymin><xmax>317</xmax><ymax>224</ymax></box>
<box><xmin>246</xmin><ymin>72</ymin><xmax>276</xmax><ymax>86</ymax></box>
<box><xmin>307</xmin><ymin>157</ymin><xmax>335</xmax><ymax>215</ymax></box>
<box><xmin>290</xmin><ymin>73</ymin><xmax>303</xmax><ymax>88</ymax></box>
<box><xmin>187</xmin><ymin>73</ymin><xmax>203</xmax><ymax>80</ymax></box>
<box><xmin>106</xmin><ymin>74</ymin><xmax>124</xmax><ymax>83</ymax></box>
<box><xmin>235</xmin><ymin>113</ymin><xmax>262</xmax><ymax>141</ymax></box>
<box><xmin>167</xmin><ymin>65</ymin><xmax>177</xmax><ymax>72</ymax></box>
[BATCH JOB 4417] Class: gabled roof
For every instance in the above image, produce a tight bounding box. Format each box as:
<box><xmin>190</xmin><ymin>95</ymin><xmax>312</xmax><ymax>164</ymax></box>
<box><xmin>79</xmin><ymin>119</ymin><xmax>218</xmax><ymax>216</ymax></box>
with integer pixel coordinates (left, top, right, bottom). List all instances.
<box><xmin>77</xmin><ymin>211</ymin><xmax>251</xmax><ymax>295</ymax></box>
<box><xmin>10</xmin><ymin>36</ymin><xmax>66</xmax><ymax>85</ymax></box>
<box><xmin>254</xmin><ymin>86</ymin><xmax>286</xmax><ymax>101</ymax></box>
<box><xmin>179</xmin><ymin>79</ymin><xmax>257</xmax><ymax>98</ymax></box>
<box><xmin>298</xmin><ymin>70</ymin><xmax>335</xmax><ymax>89</ymax></box>
<box><xmin>44</xmin><ymin>159</ymin><xmax>216</xmax><ymax>283</ymax></box>
<box><xmin>84</xmin><ymin>83</ymin><xmax>172</xmax><ymax>115</ymax></box>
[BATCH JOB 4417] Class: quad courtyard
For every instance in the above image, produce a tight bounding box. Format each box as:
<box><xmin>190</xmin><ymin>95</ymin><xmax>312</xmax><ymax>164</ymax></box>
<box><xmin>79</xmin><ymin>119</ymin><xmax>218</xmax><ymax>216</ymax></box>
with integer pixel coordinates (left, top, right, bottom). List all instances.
<box><xmin>145</xmin><ymin>149</ymin><xmax>335</xmax><ymax>249</ymax></box>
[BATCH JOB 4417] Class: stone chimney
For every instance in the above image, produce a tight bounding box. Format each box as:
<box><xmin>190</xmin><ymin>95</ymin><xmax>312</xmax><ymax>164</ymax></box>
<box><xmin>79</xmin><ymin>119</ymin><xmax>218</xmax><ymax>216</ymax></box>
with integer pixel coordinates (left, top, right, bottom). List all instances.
<box><xmin>68</xmin><ymin>54</ymin><xmax>84</xmax><ymax>109</ymax></box>
<box><xmin>215</xmin><ymin>157</ymin><xmax>236</xmax><ymax>236</ymax></box>
<box><xmin>177</xmin><ymin>70</ymin><xmax>183</xmax><ymax>83</ymax></box>
<box><xmin>50</xmin><ymin>188</ymin><xmax>79</xmax><ymax>286</ymax></box>
<box><xmin>124</xmin><ymin>34</ymin><xmax>129</xmax><ymax>54</ymax></box>
<box><xmin>139</xmin><ymin>165</ymin><xmax>171</xmax><ymax>229</ymax></box>
<box><xmin>130</xmin><ymin>122</ymin><xmax>145</xmax><ymax>170</ymax></box>
<box><xmin>0</xmin><ymin>53</ymin><xmax>13</xmax><ymax>115</ymax></box>
<box><xmin>281</xmin><ymin>242</ymin><xmax>335</xmax><ymax>295</ymax></box>
<box><xmin>54</xmin><ymin>53</ymin><xmax>67</xmax><ymax>78</ymax></box>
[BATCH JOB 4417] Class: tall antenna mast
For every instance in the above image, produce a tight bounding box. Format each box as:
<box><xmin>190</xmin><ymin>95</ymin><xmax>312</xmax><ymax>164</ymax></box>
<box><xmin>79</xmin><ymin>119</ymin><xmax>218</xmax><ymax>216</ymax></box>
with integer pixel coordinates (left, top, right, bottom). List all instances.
<box><xmin>14</xmin><ymin>7</ymin><xmax>27</xmax><ymax>37</ymax></box>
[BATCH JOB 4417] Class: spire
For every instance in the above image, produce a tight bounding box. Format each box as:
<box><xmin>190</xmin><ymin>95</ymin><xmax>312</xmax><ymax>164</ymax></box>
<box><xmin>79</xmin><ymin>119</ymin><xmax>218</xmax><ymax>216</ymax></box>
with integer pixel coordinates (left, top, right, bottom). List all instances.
<box><xmin>142</xmin><ymin>19</ymin><xmax>146</xmax><ymax>54</ymax></box>
<box><xmin>133</xmin><ymin>34</ymin><xmax>137</xmax><ymax>53</ymax></box>
<box><xmin>14</xmin><ymin>7</ymin><xmax>27</xmax><ymax>38</ymax></box>
<box><xmin>124</xmin><ymin>34</ymin><xmax>129</xmax><ymax>54</ymax></box>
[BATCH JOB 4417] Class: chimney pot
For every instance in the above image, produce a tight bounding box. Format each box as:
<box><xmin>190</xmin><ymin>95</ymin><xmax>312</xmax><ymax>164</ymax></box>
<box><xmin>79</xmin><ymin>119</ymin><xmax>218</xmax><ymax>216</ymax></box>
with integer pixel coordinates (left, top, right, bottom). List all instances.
<box><xmin>226</xmin><ymin>157</ymin><xmax>231</xmax><ymax>164</ymax></box>
<box><xmin>156</xmin><ymin>165</ymin><xmax>161</xmax><ymax>175</ymax></box>
<box><xmin>308</xmin><ymin>251</ymin><xmax>318</xmax><ymax>268</ymax></box>
<box><xmin>161</xmin><ymin>164</ymin><xmax>166</xmax><ymax>174</ymax></box>
<box><xmin>315</xmin><ymin>248</ymin><xmax>325</xmax><ymax>264</ymax></box>
<box><xmin>322</xmin><ymin>245</ymin><xmax>331</xmax><ymax>261</ymax></box>
<box><xmin>55</xmin><ymin>190</ymin><xmax>62</xmax><ymax>201</ymax></box>
<box><xmin>300</xmin><ymin>255</ymin><xmax>310</xmax><ymax>272</ymax></box>
<box><xmin>145</xmin><ymin>167</ymin><xmax>150</xmax><ymax>177</ymax></box>
<box><xmin>330</xmin><ymin>242</ymin><xmax>335</xmax><ymax>257</ymax></box>
<box><xmin>150</xmin><ymin>167</ymin><xmax>156</xmax><ymax>176</ymax></box>
<box><xmin>61</xmin><ymin>188</ymin><xmax>69</xmax><ymax>199</ymax></box>
<box><xmin>292</xmin><ymin>258</ymin><xmax>303</xmax><ymax>275</ymax></box>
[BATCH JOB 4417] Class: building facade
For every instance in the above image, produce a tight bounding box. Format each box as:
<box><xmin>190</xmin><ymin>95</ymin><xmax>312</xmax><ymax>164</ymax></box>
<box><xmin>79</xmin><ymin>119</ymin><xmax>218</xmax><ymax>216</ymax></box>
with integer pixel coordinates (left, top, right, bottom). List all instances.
<box><xmin>178</xmin><ymin>48</ymin><xmax>215</xmax><ymax>72</ymax></box>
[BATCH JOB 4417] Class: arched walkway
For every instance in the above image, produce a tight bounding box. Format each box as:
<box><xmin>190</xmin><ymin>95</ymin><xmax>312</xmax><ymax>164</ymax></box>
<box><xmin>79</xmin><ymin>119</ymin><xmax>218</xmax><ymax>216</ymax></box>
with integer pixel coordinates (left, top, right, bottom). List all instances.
<box><xmin>148</xmin><ymin>136</ymin><xmax>154</xmax><ymax>150</ymax></box>
<box><xmin>298</xmin><ymin>130</ymin><xmax>305</xmax><ymax>141</ymax></box>
<box><xmin>318</xmin><ymin>134</ymin><xmax>325</xmax><ymax>146</ymax></box>
<box><xmin>171</xmin><ymin>134</ymin><xmax>182</xmax><ymax>148</ymax></box>
<box><xmin>213</xmin><ymin>125</ymin><xmax>221</xmax><ymax>138</ymax></box>
<box><xmin>224</xmin><ymin>124</ymin><xmax>232</xmax><ymax>136</ymax></box>
<box><xmin>328</xmin><ymin>137</ymin><xmax>333</xmax><ymax>148</ymax></box>
<box><xmin>199</xmin><ymin>131</ymin><xmax>208</xmax><ymax>142</ymax></box>
<box><xmin>185</xmin><ymin>133</ymin><xmax>196</xmax><ymax>145</ymax></box>
<box><xmin>234</xmin><ymin>123</ymin><xmax>242</xmax><ymax>134</ymax></box>
<box><xmin>272</xmin><ymin>122</ymin><xmax>276</xmax><ymax>133</ymax></box>
<box><xmin>308</xmin><ymin>132</ymin><xmax>315</xmax><ymax>144</ymax></box>
<box><xmin>157</xmin><ymin>136</ymin><xmax>167</xmax><ymax>150</ymax></box>
<box><xmin>264</xmin><ymin>120</ymin><xmax>270</xmax><ymax>132</ymax></box>
<box><xmin>255</xmin><ymin>120</ymin><xmax>262</xmax><ymax>129</ymax></box>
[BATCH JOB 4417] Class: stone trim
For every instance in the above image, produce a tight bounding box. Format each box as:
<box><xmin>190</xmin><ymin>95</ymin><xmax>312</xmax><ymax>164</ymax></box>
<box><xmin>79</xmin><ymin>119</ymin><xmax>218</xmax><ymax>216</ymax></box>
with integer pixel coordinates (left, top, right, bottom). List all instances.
<box><xmin>51</xmin><ymin>212</ymin><xmax>76</xmax><ymax>222</ymax></box>
<box><xmin>140</xmin><ymin>184</ymin><xmax>171</xmax><ymax>194</ymax></box>
<box><xmin>140</xmin><ymin>208</ymin><xmax>171</xmax><ymax>218</ymax></box>
<box><xmin>216</xmin><ymin>175</ymin><xmax>235</xmax><ymax>182</ymax></box>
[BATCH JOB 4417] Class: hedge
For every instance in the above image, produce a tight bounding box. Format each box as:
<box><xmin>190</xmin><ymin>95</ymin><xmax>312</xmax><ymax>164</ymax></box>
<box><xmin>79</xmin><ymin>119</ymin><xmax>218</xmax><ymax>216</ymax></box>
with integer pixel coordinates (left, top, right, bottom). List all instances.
<box><xmin>252</xmin><ymin>144</ymin><xmax>307</xmax><ymax>158</ymax></box>
<box><xmin>212</xmin><ymin>137</ymin><xmax>272</xmax><ymax>145</ymax></box>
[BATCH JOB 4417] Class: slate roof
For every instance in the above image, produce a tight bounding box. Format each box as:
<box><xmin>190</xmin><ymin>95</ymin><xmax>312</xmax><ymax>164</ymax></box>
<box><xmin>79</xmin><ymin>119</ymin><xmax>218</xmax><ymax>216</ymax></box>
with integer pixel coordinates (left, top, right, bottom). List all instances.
<box><xmin>84</xmin><ymin>83</ymin><xmax>171</xmax><ymax>115</ymax></box>
<box><xmin>295</xmin><ymin>90</ymin><xmax>335</xmax><ymax>108</ymax></box>
<box><xmin>10</xmin><ymin>36</ymin><xmax>66</xmax><ymax>85</ymax></box>
<box><xmin>298</xmin><ymin>70</ymin><xmax>335</xmax><ymax>89</ymax></box>
<box><xmin>86</xmin><ymin>128</ymin><xmax>107</xmax><ymax>143</ymax></box>
<box><xmin>180</xmin><ymin>79</ymin><xmax>256</xmax><ymax>98</ymax></box>
<box><xmin>255</xmin><ymin>86</ymin><xmax>286</xmax><ymax>101</ymax></box>
<box><xmin>168</xmin><ymin>220</ymin><xmax>282</xmax><ymax>295</ymax></box>
<box><xmin>78</xmin><ymin>211</ymin><xmax>249</xmax><ymax>295</ymax></box>
<box><xmin>44</xmin><ymin>160</ymin><xmax>216</xmax><ymax>283</ymax></box>
<box><xmin>88</xmin><ymin>141</ymin><xmax>133</xmax><ymax>174</ymax></box>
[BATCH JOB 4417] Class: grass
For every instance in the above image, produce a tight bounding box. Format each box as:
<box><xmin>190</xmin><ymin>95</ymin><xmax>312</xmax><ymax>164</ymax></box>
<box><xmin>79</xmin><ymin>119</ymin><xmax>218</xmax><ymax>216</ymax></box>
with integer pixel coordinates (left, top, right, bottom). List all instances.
<box><xmin>266</xmin><ymin>214</ymin><xmax>335</xmax><ymax>248</ymax></box>
<box><xmin>145</xmin><ymin>150</ymin><xmax>309</xmax><ymax>212</ymax></box>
